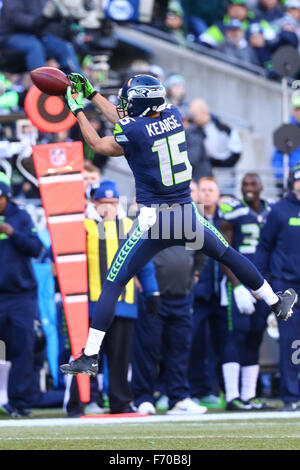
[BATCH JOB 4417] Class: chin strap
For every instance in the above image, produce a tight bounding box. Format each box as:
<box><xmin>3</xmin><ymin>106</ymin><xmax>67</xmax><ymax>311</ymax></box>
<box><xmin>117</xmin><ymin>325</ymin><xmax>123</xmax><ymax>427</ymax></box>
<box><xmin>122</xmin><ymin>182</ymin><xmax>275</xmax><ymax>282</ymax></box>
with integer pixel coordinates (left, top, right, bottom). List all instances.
<box><xmin>140</xmin><ymin>107</ymin><xmax>151</xmax><ymax>117</ymax></box>
<box><xmin>139</xmin><ymin>103</ymin><xmax>167</xmax><ymax>117</ymax></box>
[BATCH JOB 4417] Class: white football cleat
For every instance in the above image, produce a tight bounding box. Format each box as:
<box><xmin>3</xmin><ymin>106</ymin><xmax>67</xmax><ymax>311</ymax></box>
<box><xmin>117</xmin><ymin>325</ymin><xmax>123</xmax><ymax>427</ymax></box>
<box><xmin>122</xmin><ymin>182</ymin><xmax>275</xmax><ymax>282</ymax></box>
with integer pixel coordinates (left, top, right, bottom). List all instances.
<box><xmin>167</xmin><ymin>398</ymin><xmax>207</xmax><ymax>415</ymax></box>
<box><xmin>84</xmin><ymin>402</ymin><xmax>104</xmax><ymax>415</ymax></box>
<box><xmin>138</xmin><ymin>402</ymin><xmax>156</xmax><ymax>415</ymax></box>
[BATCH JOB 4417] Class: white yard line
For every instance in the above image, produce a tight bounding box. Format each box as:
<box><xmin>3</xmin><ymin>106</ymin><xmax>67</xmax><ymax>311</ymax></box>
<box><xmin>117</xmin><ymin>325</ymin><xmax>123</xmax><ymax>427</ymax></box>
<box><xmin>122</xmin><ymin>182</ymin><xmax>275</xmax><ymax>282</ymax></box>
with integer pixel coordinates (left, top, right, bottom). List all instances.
<box><xmin>0</xmin><ymin>411</ymin><xmax>300</xmax><ymax>428</ymax></box>
<box><xmin>0</xmin><ymin>435</ymin><xmax>300</xmax><ymax>441</ymax></box>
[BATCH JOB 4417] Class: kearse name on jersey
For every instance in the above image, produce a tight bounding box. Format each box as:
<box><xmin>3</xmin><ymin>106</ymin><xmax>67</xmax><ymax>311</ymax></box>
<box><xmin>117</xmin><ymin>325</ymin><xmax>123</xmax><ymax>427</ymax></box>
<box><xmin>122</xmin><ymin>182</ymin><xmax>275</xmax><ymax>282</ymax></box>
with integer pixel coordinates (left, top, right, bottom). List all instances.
<box><xmin>146</xmin><ymin>115</ymin><xmax>181</xmax><ymax>137</ymax></box>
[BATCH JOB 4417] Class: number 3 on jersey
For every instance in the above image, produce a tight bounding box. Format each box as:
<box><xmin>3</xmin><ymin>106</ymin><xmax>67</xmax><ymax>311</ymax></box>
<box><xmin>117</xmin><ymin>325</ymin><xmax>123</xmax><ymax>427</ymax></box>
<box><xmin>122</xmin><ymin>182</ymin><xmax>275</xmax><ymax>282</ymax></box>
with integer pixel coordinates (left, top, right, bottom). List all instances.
<box><xmin>239</xmin><ymin>223</ymin><xmax>260</xmax><ymax>254</ymax></box>
<box><xmin>152</xmin><ymin>131</ymin><xmax>192</xmax><ymax>186</ymax></box>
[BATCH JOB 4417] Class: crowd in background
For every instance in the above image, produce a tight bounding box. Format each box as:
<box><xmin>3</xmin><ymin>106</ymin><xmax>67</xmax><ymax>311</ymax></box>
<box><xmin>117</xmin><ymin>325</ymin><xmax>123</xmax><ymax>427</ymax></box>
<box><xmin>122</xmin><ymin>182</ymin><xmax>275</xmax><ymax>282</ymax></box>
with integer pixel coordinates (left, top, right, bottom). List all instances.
<box><xmin>2</xmin><ymin>0</ymin><xmax>300</xmax><ymax>119</ymax></box>
<box><xmin>157</xmin><ymin>0</ymin><xmax>300</xmax><ymax>75</ymax></box>
<box><xmin>0</xmin><ymin>0</ymin><xmax>300</xmax><ymax>418</ymax></box>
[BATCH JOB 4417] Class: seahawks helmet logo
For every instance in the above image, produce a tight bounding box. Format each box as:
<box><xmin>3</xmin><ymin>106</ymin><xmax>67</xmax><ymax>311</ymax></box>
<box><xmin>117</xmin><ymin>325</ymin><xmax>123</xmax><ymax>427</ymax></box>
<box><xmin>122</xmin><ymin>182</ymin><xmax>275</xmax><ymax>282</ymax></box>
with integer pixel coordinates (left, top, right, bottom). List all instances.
<box><xmin>127</xmin><ymin>85</ymin><xmax>166</xmax><ymax>100</ymax></box>
<box><xmin>128</xmin><ymin>87</ymin><xmax>150</xmax><ymax>98</ymax></box>
<box><xmin>135</xmin><ymin>88</ymin><xmax>150</xmax><ymax>96</ymax></box>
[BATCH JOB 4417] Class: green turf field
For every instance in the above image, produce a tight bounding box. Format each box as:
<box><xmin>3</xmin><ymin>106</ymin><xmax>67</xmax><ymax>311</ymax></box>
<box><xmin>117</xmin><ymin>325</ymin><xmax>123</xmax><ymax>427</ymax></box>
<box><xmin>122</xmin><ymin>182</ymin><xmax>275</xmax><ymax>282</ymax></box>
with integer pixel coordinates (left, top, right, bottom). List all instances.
<box><xmin>1</xmin><ymin>412</ymin><xmax>300</xmax><ymax>450</ymax></box>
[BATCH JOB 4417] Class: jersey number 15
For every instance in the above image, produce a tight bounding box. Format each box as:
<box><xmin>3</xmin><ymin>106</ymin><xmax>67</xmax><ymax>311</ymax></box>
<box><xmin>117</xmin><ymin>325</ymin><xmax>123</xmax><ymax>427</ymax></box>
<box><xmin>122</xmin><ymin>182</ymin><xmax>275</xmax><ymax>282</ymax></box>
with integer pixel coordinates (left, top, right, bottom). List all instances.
<box><xmin>152</xmin><ymin>131</ymin><xmax>192</xmax><ymax>187</ymax></box>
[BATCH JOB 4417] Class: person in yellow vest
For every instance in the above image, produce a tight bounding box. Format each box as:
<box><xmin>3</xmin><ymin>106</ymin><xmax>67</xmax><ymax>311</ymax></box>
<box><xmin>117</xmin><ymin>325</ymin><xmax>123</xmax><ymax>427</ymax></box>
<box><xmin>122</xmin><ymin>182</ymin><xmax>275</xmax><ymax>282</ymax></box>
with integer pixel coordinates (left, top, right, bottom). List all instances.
<box><xmin>84</xmin><ymin>180</ymin><xmax>159</xmax><ymax>415</ymax></box>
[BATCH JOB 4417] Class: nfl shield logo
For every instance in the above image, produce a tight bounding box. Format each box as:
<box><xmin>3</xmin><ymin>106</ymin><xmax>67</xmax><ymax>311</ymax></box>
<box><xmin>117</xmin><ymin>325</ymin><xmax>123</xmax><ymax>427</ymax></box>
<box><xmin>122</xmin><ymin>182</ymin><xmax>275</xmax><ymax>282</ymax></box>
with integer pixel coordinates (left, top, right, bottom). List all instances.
<box><xmin>50</xmin><ymin>148</ymin><xmax>67</xmax><ymax>167</ymax></box>
<box><xmin>105</xmin><ymin>189</ymin><xmax>114</xmax><ymax>198</ymax></box>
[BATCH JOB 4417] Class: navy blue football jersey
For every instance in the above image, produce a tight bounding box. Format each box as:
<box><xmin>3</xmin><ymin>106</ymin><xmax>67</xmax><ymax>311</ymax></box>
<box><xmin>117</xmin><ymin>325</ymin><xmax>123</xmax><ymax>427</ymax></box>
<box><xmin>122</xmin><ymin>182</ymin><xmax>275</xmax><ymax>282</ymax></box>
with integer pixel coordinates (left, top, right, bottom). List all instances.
<box><xmin>219</xmin><ymin>198</ymin><xmax>271</xmax><ymax>262</ymax></box>
<box><xmin>113</xmin><ymin>105</ymin><xmax>192</xmax><ymax>205</ymax></box>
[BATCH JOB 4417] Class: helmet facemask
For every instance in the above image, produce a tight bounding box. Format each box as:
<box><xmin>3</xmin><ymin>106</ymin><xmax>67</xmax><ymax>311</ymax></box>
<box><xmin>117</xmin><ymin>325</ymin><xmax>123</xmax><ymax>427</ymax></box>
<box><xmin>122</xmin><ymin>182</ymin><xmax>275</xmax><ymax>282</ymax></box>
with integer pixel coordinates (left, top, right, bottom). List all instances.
<box><xmin>116</xmin><ymin>75</ymin><xmax>166</xmax><ymax>118</ymax></box>
<box><xmin>116</xmin><ymin>85</ymin><xmax>129</xmax><ymax>119</ymax></box>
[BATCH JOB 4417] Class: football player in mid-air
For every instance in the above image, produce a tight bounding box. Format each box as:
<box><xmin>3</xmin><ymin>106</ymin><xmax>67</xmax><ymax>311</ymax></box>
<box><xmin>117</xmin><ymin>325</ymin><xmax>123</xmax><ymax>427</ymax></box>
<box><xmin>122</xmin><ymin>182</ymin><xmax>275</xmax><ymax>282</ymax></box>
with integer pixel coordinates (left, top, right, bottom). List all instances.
<box><xmin>60</xmin><ymin>73</ymin><xmax>297</xmax><ymax>377</ymax></box>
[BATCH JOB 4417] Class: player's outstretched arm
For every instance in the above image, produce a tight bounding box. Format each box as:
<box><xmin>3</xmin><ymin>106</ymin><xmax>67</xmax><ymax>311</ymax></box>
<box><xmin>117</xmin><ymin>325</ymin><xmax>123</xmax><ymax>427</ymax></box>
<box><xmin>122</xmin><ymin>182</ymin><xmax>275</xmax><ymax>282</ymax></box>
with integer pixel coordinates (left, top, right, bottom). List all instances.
<box><xmin>65</xmin><ymin>87</ymin><xmax>123</xmax><ymax>157</ymax></box>
<box><xmin>91</xmin><ymin>94</ymin><xmax>119</xmax><ymax>124</ymax></box>
<box><xmin>68</xmin><ymin>73</ymin><xmax>119</xmax><ymax>124</ymax></box>
<box><xmin>77</xmin><ymin>111</ymin><xmax>123</xmax><ymax>156</ymax></box>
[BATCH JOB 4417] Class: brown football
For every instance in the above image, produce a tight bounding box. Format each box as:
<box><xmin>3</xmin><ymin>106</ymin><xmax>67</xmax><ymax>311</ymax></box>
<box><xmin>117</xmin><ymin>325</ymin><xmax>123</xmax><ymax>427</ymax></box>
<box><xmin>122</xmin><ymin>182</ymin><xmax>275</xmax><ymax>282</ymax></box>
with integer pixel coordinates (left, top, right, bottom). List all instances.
<box><xmin>30</xmin><ymin>67</ymin><xmax>71</xmax><ymax>96</ymax></box>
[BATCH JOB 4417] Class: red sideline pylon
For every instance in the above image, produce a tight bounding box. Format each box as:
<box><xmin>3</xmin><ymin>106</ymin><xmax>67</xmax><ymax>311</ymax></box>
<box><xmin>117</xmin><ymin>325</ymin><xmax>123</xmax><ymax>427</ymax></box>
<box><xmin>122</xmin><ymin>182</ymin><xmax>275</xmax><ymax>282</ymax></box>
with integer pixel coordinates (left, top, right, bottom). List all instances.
<box><xmin>32</xmin><ymin>142</ymin><xmax>90</xmax><ymax>402</ymax></box>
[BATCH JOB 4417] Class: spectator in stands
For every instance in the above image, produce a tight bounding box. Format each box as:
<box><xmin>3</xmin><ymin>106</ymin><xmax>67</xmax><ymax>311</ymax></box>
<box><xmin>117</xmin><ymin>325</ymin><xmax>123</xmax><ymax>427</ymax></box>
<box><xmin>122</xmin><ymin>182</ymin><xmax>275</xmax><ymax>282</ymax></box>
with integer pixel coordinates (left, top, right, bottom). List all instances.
<box><xmin>199</xmin><ymin>0</ymin><xmax>254</xmax><ymax>49</ymax></box>
<box><xmin>163</xmin><ymin>0</ymin><xmax>188</xmax><ymax>46</ymax></box>
<box><xmin>196</xmin><ymin>0</ymin><xmax>285</xmax><ymax>73</ymax></box>
<box><xmin>83</xmin><ymin>161</ymin><xmax>102</xmax><ymax>221</ymax></box>
<box><xmin>187</xmin><ymin>98</ymin><xmax>242</xmax><ymax>179</ymax></box>
<box><xmin>274</xmin><ymin>0</ymin><xmax>300</xmax><ymax>47</ymax></box>
<box><xmin>183</xmin><ymin>0</ymin><xmax>227</xmax><ymax>38</ymax></box>
<box><xmin>132</xmin><ymin>243</ymin><xmax>207</xmax><ymax>415</ymax></box>
<box><xmin>247</xmin><ymin>1</ymin><xmax>299</xmax><ymax>71</ymax></box>
<box><xmin>272</xmin><ymin>94</ymin><xmax>300</xmax><ymax>181</ymax></box>
<box><xmin>280</xmin><ymin>0</ymin><xmax>300</xmax><ymax>24</ymax></box>
<box><xmin>151</xmin><ymin>0</ymin><xmax>170</xmax><ymax>29</ymax></box>
<box><xmin>0</xmin><ymin>172</ymin><xmax>43</xmax><ymax>417</ymax></box>
<box><xmin>247</xmin><ymin>21</ymin><xmax>276</xmax><ymax>70</ymax></box>
<box><xmin>165</xmin><ymin>73</ymin><xmax>190</xmax><ymax>118</ymax></box>
<box><xmin>219</xmin><ymin>19</ymin><xmax>260</xmax><ymax>65</ymax></box>
<box><xmin>83</xmin><ymin>161</ymin><xmax>101</xmax><ymax>193</ymax></box>
<box><xmin>224</xmin><ymin>0</ymin><xmax>252</xmax><ymax>22</ymax></box>
<box><xmin>189</xmin><ymin>179</ymin><xmax>199</xmax><ymax>203</ymax></box>
<box><xmin>0</xmin><ymin>73</ymin><xmax>21</xmax><ymax>113</ymax></box>
<box><xmin>50</xmin><ymin>130</ymin><xmax>73</xmax><ymax>144</ymax></box>
<box><xmin>254</xmin><ymin>0</ymin><xmax>284</xmax><ymax>23</ymax></box>
<box><xmin>185</xmin><ymin>100</ymin><xmax>213</xmax><ymax>181</ymax></box>
<box><xmin>197</xmin><ymin>0</ymin><xmax>296</xmax><ymax>70</ymax></box>
<box><xmin>0</xmin><ymin>0</ymin><xmax>82</xmax><ymax>73</ymax></box>
<box><xmin>149</xmin><ymin>64</ymin><xmax>166</xmax><ymax>83</ymax></box>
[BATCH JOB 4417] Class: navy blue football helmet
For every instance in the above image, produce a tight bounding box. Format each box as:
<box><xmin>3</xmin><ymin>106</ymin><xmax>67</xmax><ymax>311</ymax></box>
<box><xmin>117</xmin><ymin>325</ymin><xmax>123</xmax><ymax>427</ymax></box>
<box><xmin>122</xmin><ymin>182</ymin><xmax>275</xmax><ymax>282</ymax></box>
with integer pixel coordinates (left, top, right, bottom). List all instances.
<box><xmin>288</xmin><ymin>161</ymin><xmax>300</xmax><ymax>191</ymax></box>
<box><xmin>116</xmin><ymin>75</ymin><xmax>166</xmax><ymax>118</ymax></box>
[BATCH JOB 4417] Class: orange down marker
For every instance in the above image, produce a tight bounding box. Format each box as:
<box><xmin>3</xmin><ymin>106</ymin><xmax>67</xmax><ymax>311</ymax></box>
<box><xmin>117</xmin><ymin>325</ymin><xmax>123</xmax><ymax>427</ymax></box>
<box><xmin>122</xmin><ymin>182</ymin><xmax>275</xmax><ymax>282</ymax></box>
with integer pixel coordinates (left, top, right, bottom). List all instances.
<box><xmin>33</xmin><ymin>142</ymin><xmax>90</xmax><ymax>402</ymax></box>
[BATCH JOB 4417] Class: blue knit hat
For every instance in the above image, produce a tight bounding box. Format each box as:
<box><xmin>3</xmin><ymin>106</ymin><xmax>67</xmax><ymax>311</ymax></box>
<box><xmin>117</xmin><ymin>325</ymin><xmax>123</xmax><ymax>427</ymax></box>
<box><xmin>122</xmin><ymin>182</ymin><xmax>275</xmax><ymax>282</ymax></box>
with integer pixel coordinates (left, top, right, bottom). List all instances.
<box><xmin>0</xmin><ymin>172</ymin><xmax>11</xmax><ymax>198</ymax></box>
<box><xmin>165</xmin><ymin>73</ymin><xmax>185</xmax><ymax>90</ymax></box>
<box><xmin>93</xmin><ymin>179</ymin><xmax>119</xmax><ymax>200</ymax></box>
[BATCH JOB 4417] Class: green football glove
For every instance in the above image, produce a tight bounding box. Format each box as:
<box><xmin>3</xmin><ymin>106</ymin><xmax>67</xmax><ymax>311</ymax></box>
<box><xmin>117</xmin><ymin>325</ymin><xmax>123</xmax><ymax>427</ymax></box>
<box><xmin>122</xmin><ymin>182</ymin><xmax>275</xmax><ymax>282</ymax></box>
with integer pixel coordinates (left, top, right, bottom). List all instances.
<box><xmin>65</xmin><ymin>86</ymin><xmax>84</xmax><ymax>116</ymax></box>
<box><xmin>68</xmin><ymin>72</ymin><xmax>97</xmax><ymax>100</ymax></box>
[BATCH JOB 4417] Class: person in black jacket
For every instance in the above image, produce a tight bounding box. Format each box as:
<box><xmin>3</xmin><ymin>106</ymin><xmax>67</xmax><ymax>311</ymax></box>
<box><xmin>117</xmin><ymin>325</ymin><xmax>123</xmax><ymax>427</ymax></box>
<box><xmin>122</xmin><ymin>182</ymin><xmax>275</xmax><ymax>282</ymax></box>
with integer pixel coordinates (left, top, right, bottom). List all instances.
<box><xmin>186</xmin><ymin>98</ymin><xmax>242</xmax><ymax>184</ymax></box>
<box><xmin>0</xmin><ymin>173</ymin><xmax>43</xmax><ymax>417</ymax></box>
<box><xmin>0</xmin><ymin>0</ymin><xmax>82</xmax><ymax>73</ymax></box>
<box><xmin>185</xmin><ymin>100</ymin><xmax>213</xmax><ymax>182</ymax></box>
